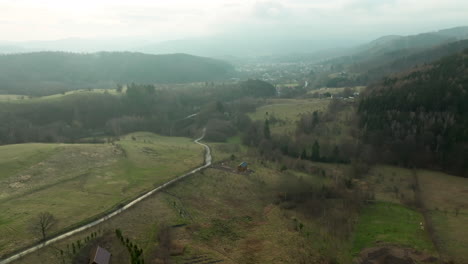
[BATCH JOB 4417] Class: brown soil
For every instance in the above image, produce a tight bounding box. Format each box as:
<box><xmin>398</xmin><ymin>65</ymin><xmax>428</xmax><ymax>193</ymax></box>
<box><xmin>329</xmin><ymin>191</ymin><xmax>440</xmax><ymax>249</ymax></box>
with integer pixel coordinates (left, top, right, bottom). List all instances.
<box><xmin>357</xmin><ymin>246</ymin><xmax>443</xmax><ymax>264</ymax></box>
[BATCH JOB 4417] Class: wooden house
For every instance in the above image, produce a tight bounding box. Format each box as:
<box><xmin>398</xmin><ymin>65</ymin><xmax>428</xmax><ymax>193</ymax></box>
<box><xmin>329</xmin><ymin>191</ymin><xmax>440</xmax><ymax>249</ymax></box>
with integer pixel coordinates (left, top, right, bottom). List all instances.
<box><xmin>89</xmin><ymin>246</ymin><xmax>111</xmax><ymax>264</ymax></box>
<box><xmin>237</xmin><ymin>161</ymin><xmax>248</xmax><ymax>172</ymax></box>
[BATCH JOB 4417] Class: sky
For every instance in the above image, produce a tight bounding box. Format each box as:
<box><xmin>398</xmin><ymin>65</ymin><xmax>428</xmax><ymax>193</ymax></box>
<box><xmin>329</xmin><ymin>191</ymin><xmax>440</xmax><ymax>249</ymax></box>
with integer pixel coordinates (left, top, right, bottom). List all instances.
<box><xmin>1</xmin><ymin>0</ymin><xmax>468</xmax><ymax>42</ymax></box>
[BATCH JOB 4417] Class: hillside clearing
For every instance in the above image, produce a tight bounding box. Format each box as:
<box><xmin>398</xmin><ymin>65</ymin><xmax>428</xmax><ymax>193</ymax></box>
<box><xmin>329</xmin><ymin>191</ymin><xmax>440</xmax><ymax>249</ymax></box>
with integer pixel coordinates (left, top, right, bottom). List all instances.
<box><xmin>0</xmin><ymin>132</ymin><xmax>203</xmax><ymax>257</ymax></box>
<box><xmin>248</xmin><ymin>98</ymin><xmax>330</xmax><ymax>135</ymax></box>
<box><xmin>417</xmin><ymin>170</ymin><xmax>468</xmax><ymax>263</ymax></box>
<box><xmin>352</xmin><ymin>202</ymin><xmax>435</xmax><ymax>255</ymax></box>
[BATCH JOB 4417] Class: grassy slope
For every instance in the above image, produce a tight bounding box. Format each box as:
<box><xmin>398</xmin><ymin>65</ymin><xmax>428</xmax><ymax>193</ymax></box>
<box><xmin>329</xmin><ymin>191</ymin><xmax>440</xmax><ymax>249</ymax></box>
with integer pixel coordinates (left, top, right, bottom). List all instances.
<box><xmin>351</xmin><ymin>165</ymin><xmax>436</xmax><ymax>255</ymax></box>
<box><xmin>307</xmin><ymin>86</ymin><xmax>366</xmax><ymax>95</ymax></box>
<box><xmin>352</xmin><ymin>202</ymin><xmax>434</xmax><ymax>254</ymax></box>
<box><xmin>0</xmin><ymin>88</ymin><xmax>122</xmax><ymax>103</ymax></box>
<box><xmin>247</xmin><ymin>98</ymin><xmax>441</xmax><ymax>259</ymax></box>
<box><xmin>418</xmin><ymin>170</ymin><xmax>468</xmax><ymax>262</ymax></box>
<box><xmin>248</xmin><ymin>98</ymin><xmax>330</xmax><ymax>135</ymax></box>
<box><xmin>0</xmin><ymin>132</ymin><xmax>202</xmax><ymax>256</ymax></box>
<box><xmin>354</xmin><ymin>164</ymin><xmax>468</xmax><ymax>262</ymax></box>
<box><xmin>11</xmin><ymin>139</ymin><xmax>462</xmax><ymax>263</ymax></box>
<box><xmin>0</xmin><ymin>143</ymin><xmax>58</xmax><ymax>184</ymax></box>
<box><xmin>13</xmin><ymin>139</ymin><xmax>353</xmax><ymax>264</ymax></box>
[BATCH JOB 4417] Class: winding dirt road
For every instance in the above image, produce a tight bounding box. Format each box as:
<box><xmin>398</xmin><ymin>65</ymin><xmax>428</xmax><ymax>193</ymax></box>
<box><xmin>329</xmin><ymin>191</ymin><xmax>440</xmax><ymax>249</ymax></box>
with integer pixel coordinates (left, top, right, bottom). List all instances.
<box><xmin>0</xmin><ymin>129</ymin><xmax>211</xmax><ymax>264</ymax></box>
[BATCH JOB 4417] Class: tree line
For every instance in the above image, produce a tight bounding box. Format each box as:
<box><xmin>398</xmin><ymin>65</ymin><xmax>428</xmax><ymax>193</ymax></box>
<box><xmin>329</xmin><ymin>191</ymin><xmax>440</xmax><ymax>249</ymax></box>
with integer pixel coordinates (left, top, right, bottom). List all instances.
<box><xmin>0</xmin><ymin>80</ymin><xmax>277</xmax><ymax>145</ymax></box>
<box><xmin>0</xmin><ymin>52</ymin><xmax>234</xmax><ymax>96</ymax></box>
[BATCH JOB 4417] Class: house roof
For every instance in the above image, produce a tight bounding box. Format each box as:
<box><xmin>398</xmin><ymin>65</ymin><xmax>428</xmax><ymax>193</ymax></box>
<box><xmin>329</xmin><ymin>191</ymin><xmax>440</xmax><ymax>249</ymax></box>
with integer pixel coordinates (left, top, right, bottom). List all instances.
<box><xmin>239</xmin><ymin>162</ymin><xmax>248</xmax><ymax>167</ymax></box>
<box><xmin>90</xmin><ymin>246</ymin><xmax>111</xmax><ymax>264</ymax></box>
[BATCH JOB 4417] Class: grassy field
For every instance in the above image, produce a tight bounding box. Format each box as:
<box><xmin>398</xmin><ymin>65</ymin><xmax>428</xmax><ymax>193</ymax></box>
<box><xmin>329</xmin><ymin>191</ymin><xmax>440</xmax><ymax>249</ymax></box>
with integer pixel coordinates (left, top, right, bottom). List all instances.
<box><xmin>307</xmin><ymin>86</ymin><xmax>366</xmax><ymax>96</ymax></box>
<box><xmin>12</xmin><ymin>138</ymin><xmax>356</xmax><ymax>264</ymax></box>
<box><xmin>0</xmin><ymin>88</ymin><xmax>122</xmax><ymax>103</ymax></box>
<box><xmin>0</xmin><ymin>132</ymin><xmax>203</xmax><ymax>257</ymax></box>
<box><xmin>352</xmin><ymin>202</ymin><xmax>435</xmax><ymax>255</ymax></box>
<box><xmin>0</xmin><ymin>94</ymin><xmax>33</xmax><ymax>102</ymax></box>
<box><xmin>248</xmin><ymin>98</ymin><xmax>330</xmax><ymax>135</ymax></box>
<box><xmin>365</xmin><ymin>165</ymin><xmax>417</xmax><ymax>205</ymax></box>
<box><xmin>353</xmin><ymin>164</ymin><xmax>468</xmax><ymax>262</ymax></box>
<box><xmin>9</xmin><ymin>138</ymin><xmax>464</xmax><ymax>263</ymax></box>
<box><xmin>417</xmin><ymin>170</ymin><xmax>468</xmax><ymax>262</ymax></box>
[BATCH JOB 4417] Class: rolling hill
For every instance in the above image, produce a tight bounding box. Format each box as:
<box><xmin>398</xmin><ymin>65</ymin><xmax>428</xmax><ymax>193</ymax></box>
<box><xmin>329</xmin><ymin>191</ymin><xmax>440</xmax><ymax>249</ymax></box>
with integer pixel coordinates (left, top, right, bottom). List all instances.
<box><xmin>356</xmin><ymin>39</ymin><xmax>468</xmax><ymax>83</ymax></box>
<box><xmin>317</xmin><ymin>26</ymin><xmax>468</xmax><ymax>87</ymax></box>
<box><xmin>0</xmin><ymin>52</ymin><xmax>234</xmax><ymax>96</ymax></box>
<box><xmin>351</xmin><ymin>26</ymin><xmax>468</xmax><ymax>60</ymax></box>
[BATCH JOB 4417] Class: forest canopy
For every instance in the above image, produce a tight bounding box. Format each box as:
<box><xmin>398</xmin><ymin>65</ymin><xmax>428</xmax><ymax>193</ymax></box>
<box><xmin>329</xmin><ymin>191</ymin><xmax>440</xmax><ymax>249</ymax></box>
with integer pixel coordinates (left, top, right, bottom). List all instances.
<box><xmin>358</xmin><ymin>49</ymin><xmax>468</xmax><ymax>176</ymax></box>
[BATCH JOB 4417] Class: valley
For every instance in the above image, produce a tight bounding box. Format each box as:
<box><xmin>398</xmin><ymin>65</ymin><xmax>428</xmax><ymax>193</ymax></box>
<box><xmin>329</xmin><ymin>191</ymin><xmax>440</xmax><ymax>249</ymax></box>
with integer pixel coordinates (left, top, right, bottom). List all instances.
<box><xmin>0</xmin><ymin>18</ymin><xmax>468</xmax><ymax>264</ymax></box>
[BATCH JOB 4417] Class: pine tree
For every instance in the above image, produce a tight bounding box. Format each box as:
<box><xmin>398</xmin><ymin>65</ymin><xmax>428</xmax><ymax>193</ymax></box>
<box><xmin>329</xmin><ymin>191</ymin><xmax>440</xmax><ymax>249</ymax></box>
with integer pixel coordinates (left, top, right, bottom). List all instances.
<box><xmin>264</xmin><ymin>119</ymin><xmax>271</xmax><ymax>140</ymax></box>
<box><xmin>300</xmin><ymin>149</ymin><xmax>307</xmax><ymax>160</ymax></box>
<box><xmin>311</xmin><ymin>140</ymin><xmax>320</xmax><ymax>161</ymax></box>
<box><xmin>332</xmin><ymin>146</ymin><xmax>340</xmax><ymax>162</ymax></box>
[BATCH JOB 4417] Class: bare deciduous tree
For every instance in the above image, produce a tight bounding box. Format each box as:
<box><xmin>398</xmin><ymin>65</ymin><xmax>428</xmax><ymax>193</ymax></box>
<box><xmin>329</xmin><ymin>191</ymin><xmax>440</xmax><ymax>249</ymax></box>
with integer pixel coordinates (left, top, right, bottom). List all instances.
<box><xmin>30</xmin><ymin>212</ymin><xmax>57</xmax><ymax>241</ymax></box>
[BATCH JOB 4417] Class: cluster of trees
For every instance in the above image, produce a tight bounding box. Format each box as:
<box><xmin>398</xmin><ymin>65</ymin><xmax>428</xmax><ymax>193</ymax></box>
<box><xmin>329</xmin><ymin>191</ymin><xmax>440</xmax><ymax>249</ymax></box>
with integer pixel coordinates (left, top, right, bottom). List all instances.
<box><xmin>0</xmin><ymin>52</ymin><xmax>234</xmax><ymax>96</ymax></box>
<box><xmin>358</xmin><ymin>49</ymin><xmax>468</xmax><ymax>177</ymax></box>
<box><xmin>116</xmin><ymin>229</ymin><xmax>144</xmax><ymax>264</ymax></box>
<box><xmin>0</xmin><ymin>79</ymin><xmax>277</xmax><ymax>145</ymax></box>
<box><xmin>241</xmin><ymin>101</ymin><xmax>357</xmax><ymax>166</ymax></box>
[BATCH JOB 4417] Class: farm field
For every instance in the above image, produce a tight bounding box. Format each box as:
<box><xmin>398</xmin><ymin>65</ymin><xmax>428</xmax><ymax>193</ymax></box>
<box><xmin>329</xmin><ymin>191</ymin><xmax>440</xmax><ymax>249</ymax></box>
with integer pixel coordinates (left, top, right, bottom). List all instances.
<box><xmin>0</xmin><ymin>132</ymin><xmax>203</xmax><ymax>257</ymax></box>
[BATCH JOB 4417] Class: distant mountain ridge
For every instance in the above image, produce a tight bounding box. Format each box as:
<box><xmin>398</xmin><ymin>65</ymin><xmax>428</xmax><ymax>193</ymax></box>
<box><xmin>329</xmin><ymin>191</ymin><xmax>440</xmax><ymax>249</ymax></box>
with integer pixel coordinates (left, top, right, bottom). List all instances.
<box><xmin>360</xmin><ymin>39</ymin><xmax>468</xmax><ymax>83</ymax></box>
<box><xmin>318</xmin><ymin>26</ymin><xmax>468</xmax><ymax>87</ymax></box>
<box><xmin>345</xmin><ymin>27</ymin><xmax>467</xmax><ymax>61</ymax></box>
<box><xmin>0</xmin><ymin>52</ymin><xmax>234</xmax><ymax>95</ymax></box>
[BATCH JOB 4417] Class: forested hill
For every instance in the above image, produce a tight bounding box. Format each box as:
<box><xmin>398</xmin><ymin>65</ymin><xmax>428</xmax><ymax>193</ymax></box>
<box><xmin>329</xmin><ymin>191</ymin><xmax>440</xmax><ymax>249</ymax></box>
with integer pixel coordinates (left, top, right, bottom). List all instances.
<box><xmin>0</xmin><ymin>52</ymin><xmax>234</xmax><ymax>95</ymax></box>
<box><xmin>358</xmin><ymin>49</ymin><xmax>468</xmax><ymax>177</ymax></box>
<box><xmin>355</xmin><ymin>39</ymin><xmax>468</xmax><ymax>84</ymax></box>
<box><xmin>317</xmin><ymin>27</ymin><xmax>468</xmax><ymax>88</ymax></box>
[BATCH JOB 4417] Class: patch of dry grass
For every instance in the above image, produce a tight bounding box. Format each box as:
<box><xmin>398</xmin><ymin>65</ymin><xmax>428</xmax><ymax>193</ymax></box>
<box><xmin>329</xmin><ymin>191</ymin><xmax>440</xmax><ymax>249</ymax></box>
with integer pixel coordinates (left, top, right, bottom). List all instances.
<box><xmin>417</xmin><ymin>170</ymin><xmax>468</xmax><ymax>262</ymax></box>
<box><xmin>248</xmin><ymin>98</ymin><xmax>330</xmax><ymax>135</ymax></box>
<box><xmin>0</xmin><ymin>133</ymin><xmax>202</xmax><ymax>256</ymax></box>
<box><xmin>366</xmin><ymin>165</ymin><xmax>417</xmax><ymax>205</ymax></box>
<box><xmin>12</xmin><ymin>141</ymin><xmax>343</xmax><ymax>264</ymax></box>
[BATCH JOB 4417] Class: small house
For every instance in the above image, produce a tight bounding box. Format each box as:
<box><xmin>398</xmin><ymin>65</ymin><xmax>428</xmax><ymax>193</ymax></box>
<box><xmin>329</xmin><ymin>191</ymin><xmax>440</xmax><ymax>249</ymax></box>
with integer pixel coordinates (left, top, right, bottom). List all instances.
<box><xmin>89</xmin><ymin>246</ymin><xmax>111</xmax><ymax>264</ymax></box>
<box><xmin>237</xmin><ymin>162</ymin><xmax>248</xmax><ymax>172</ymax></box>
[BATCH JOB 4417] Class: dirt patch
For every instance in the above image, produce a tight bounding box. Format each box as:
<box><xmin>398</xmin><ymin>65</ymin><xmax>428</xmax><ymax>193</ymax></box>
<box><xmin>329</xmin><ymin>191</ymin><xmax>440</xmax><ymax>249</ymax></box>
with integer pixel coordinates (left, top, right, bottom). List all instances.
<box><xmin>357</xmin><ymin>246</ymin><xmax>441</xmax><ymax>264</ymax></box>
<box><xmin>263</xmin><ymin>204</ymin><xmax>275</xmax><ymax>216</ymax></box>
<box><xmin>9</xmin><ymin>182</ymin><xmax>24</xmax><ymax>189</ymax></box>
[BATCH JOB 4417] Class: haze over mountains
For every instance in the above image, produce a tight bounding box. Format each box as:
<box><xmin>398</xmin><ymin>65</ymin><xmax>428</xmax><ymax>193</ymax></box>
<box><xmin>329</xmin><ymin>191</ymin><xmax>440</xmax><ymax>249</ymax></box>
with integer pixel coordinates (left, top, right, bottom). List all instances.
<box><xmin>1</xmin><ymin>26</ymin><xmax>467</xmax><ymax>60</ymax></box>
<box><xmin>2</xmin><ymin>25</ymin><xmax>468</xmax><ymax>98</ymax></box>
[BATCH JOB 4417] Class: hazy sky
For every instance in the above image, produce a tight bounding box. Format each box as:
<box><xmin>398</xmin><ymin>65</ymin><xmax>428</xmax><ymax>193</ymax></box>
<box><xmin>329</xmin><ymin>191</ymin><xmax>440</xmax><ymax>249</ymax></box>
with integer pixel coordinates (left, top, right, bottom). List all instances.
<box><xmin>1</xmin><ymin>0</ymin><xmax>467</xmax><ymax>42</ymax></box>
